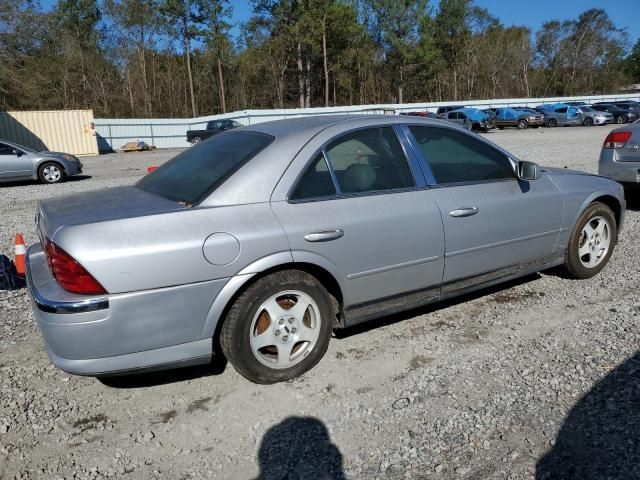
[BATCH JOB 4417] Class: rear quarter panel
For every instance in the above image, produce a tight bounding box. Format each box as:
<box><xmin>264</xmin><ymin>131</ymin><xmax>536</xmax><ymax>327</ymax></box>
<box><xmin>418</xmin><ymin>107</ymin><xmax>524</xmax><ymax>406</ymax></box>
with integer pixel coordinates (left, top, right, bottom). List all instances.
<box><xmin>51</xmin><ymin>203</ymin><xmax>292</xmax><ymax>294</ymax></box>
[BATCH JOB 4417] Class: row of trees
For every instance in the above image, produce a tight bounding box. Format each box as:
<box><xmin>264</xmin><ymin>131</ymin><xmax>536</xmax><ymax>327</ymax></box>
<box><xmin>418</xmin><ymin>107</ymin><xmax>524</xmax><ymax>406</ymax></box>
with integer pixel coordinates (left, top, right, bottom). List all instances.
<box><xmin>1</xmin><ymin>0</ymin><xmax>638</xmax><ymax>118</ymax></box>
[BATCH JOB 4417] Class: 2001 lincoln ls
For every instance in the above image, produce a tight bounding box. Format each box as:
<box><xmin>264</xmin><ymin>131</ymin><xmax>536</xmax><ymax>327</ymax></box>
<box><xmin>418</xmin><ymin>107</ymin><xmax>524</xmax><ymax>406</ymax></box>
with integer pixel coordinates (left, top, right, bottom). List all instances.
<box><xmin>26</xmin><ymin>115</ymin><xmax>625</xmax><ymax>384</ymax></box>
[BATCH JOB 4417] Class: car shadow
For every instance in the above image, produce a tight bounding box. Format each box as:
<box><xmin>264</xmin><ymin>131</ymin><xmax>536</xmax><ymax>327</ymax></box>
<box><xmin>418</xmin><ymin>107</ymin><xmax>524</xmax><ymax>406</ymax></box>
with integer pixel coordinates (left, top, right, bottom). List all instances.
<box><xmin>0</xmin><ymin>175</ymin><xmax>91</xmax><ymax>187</ymax></box>
<box><xmin>253</xmin><ymin>416</ymin><xmax>345</xmax><ymax>480</ymax></box>
<box><xmin>536</xmin><ymin>351</ymin><xmax>640</xmax><ymax>479</ymax></box>
<box><xmin>624</xmin><ymin>190</ymin><xmax>640</xmax><ymax>211</ymax></box>
<box><xmin>97</xmin><ymin>355</ymin><xmax>227</xmax><ymax>389</ymax></box>
<box><xmin>335</xmin><ymin>273</ymin><xmax>541</xmax><ymax>339</ymax></box>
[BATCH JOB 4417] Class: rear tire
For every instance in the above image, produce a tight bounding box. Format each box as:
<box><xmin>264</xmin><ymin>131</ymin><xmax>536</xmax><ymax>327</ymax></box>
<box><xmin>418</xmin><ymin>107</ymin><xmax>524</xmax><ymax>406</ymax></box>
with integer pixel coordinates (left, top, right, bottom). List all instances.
<box><xmin>220</xmin><ymin>270</ymin><xmax>334</xmax><ymax>384</ymax></box>
<box><xmin>38</xmin><ymin>162</ymin><xmax>65</xmax><ymax>184</ymax></box>
<box><xmin>563</xmin><ymin>202</ymin><xmax>617</xmax><ymax>279</ymax></box>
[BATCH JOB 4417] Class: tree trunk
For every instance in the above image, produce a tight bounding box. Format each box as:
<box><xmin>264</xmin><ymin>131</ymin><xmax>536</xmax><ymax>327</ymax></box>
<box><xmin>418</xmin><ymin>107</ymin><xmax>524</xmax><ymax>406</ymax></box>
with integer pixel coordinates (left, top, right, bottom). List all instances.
<box><xmin>322</xmin><ymin>14</ymin><xmax>329</xmax><ymax>107</ymax></box>
<box><xmin>305</xmin><ymin>56</ymin><xmax>311</xmax><ymax>108</ymax></box>
<box><xmin>217</xmin><ymin>55</ymin><xmax>226</xmax><ymax>113</ymax></box>
<box><xmin>452</xmin><ymin>66</ymin><xmax>458</xmax><ymax>101</ymax></box>
<box><xmin>184</xmin><ymin>22</ymin><xmax>196</xmax><ymax>117</ymax></box>
<box><xmin>297</xmin><ymin>42</ymin><xmax>304</xmax><ymax>108</ymax></box>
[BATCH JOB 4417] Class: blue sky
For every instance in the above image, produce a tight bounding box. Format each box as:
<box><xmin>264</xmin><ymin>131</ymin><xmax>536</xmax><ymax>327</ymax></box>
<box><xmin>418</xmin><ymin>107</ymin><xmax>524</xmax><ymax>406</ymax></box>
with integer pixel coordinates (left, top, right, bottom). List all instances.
<box><xmin>40</xmin><ymin>0</ymin><xmax>640</xmax><ymax>46</ymax></box>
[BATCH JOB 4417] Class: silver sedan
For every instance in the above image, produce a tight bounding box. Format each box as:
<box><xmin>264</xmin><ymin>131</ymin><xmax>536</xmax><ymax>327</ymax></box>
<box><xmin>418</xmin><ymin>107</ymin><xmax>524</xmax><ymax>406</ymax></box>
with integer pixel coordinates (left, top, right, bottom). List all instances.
<box><xmin>598</xmin><ymin>123</ymin><xmax>640</xmax><ymax>189</ymax></box>
<box><xmin>0</xmin><ymin>139</ymin><xmax>83</xmax><ymax>184</ymax></box>
<box><xmin>26</xmin><ymin>115</ymin><xmax>625</xmax><ymax>383</ymax></box>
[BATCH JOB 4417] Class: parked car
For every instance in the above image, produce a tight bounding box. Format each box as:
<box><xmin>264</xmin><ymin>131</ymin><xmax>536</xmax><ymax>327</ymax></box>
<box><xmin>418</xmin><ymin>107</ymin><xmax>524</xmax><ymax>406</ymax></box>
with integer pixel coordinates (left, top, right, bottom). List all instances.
<box><xmin>445</xmin><ymin>108</ymin><xmax>494</xmax><ymax>132</ymax></box>
<box><xmin>493</xmin><ymin>108</ymin><xmax>544</xmax><ymax>129</ymax></box>
<box><xmin>565</xmin><ymin>101</ymin><xmax>588</xmax><ymax>106</ymax></box>
<box><xmin>598</xmin><ymin>123</ymin><xmax>640</xmax><ymax>190</ymax></box>
<box><xmin>436</xmin><ymin>105</ymin><xmax>464</xmax><ymax>118</ymax></box>
<box><xmin>538</xmin><ymin>103</ymin><xmax>606</xmax><ymax>127</ymax></box>
<box><xmin>186</xmin><ymin>119</ymin><xmax>242</xmax><ymax>145</ymax></box>
<box><xmin>26</xmin><ymin>115</ymin><xmax>624</xmax><ymax>383</ymax></box>
<box><xmin>399</xmin><ymin>111</ymin><xmax>439</xmax><ymax>119</ymax></box>
<box><xmin>0</xmin><ymin>140</ymin><xmax>83</xmax><ymax>184</ymax></box>
<box><xmin>612</xmin><ymin>101</ymin><xmax>640</xmax><ymax>112</ymax></box>
<box><xmin>590</xmin><ymin>104</ymin><xmax>638</xmax><ymax>124</ymax></box>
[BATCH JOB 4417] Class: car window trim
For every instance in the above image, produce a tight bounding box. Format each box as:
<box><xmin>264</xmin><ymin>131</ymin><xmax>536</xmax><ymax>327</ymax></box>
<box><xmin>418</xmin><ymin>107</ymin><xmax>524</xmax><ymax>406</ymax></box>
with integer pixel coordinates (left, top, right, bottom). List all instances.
<box><xmin>403</xmin><ymin>123</ymin><xmax>518</xmax><ymax>187</ymax></box>
<box><xmin>286</xmin><ymin>124</ymin><xmax>424</xmax><ymax>203</ymax></box>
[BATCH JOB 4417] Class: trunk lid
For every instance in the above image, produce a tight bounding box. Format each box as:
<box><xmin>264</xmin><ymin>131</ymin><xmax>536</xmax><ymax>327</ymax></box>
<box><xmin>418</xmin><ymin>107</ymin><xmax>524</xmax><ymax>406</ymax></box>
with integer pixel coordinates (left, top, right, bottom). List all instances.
<box><xmin>37</xmin><ymin>186</ymin><xmax>184</xmax><ymax>241</ymax></box>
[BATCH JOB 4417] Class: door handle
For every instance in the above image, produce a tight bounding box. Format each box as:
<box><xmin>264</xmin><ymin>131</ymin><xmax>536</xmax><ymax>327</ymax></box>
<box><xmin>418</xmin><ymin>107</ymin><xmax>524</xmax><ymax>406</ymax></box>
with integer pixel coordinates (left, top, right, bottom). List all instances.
<box><xmin>304</xmin><ymin>229</ymin><xmax>344</xmax><ymax>242</ymax></box>
<box><xmin>449</xmin><ymin>207</ymin><xmax>479</xmax><ymax>218</ymax></box>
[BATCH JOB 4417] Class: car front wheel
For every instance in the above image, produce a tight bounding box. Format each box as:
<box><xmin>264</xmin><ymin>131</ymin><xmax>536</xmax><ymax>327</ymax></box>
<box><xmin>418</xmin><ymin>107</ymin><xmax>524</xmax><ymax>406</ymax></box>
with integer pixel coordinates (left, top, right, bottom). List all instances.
<box><xmin>220</xmin><ymin>270</ymin><xmax>334</xmax><ymax>384</ymax></box>
<box><xmin>616</xmin><ymin>115</ymin><xmax>626</xmax><ymax>124</ymax></box>
<box><xmin>191</xmin><ymin>136</ymin><xmax>202</xmax><ymax>145</ymax></box>
<box><xmin>583</xmin><ymin>117</ymin><xmax>594</xmax><ymax>126</ymax></box>
<box><xmin>518</xmin><ymin>119</ymin><xmax>528</xmax><ymax>129</ymax></box>
<box><xmin>38</xmin><ymin>162</ymin><xmax>65</xmax><ymax>184</ymax></box>
<box><xmin>564</xmin><ymin>202</ymin><xmax>617</xmax><ymax>279</ymax></box>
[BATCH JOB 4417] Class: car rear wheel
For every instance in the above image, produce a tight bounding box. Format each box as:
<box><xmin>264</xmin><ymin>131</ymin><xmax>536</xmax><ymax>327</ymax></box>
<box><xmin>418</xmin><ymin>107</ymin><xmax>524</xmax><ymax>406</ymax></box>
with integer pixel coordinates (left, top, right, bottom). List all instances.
<box><xmin>220</xmin><ymin>270</ymin><xmax>334</xmax><ymax>384</ymax></box>
<box><xmin>564</xmin><ymin>202</ymin><xmax>617</xmax><ymax>279</ymax></box>
<box><xmin>191</xmin><ymin>136</ymin><xmax>202</xmax><ymax>145</ymax></box>
<box><xmin>38</xmin><ymin>162</ymin><xmax>65</xmax><ymax>184</ymax></box>
<box><xmin>583</xmin><ymin>117</ymin><xmax>594</xmax><ymax>127</ymax></box>
<box><xmin>547</xmin><ymin>118</ymin><xmax>558</xmax><ymax>128</ymax></box>
<box><xmin>517</xmin><ymin>119</ymin><xmax>528</xmax><ymax>129</ymax></box>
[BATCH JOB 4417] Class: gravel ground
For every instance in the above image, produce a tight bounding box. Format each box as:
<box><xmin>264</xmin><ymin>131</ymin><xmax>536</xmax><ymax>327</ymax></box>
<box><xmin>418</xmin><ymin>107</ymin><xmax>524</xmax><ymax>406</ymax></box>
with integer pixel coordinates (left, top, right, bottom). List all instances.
<box><xmin>1</xmin><ymin>124</ymin><xmax>639</xmax><ymax>480</ymax></box>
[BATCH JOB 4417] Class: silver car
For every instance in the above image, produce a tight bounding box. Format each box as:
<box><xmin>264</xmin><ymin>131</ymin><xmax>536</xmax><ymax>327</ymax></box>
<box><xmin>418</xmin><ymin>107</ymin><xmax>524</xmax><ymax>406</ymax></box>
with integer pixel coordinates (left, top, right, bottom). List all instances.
<box><xmin>599</xmin><ymin>123</ymin><xmax>640</xmax><ymax>189</ymax></box>
<box><xmin>543</xmin><ymin>106</ymin><xmax>612</xmax><ymax>127</ymax></box>
<box><xmin>26</xmin><ymin>116</ymin><xmax>625</xmax><ymax>384</ymax></box>
<box><xmin>0</xmin><ymin>140</ymin><xmax>83</xmax><ymax>184</ymax></box>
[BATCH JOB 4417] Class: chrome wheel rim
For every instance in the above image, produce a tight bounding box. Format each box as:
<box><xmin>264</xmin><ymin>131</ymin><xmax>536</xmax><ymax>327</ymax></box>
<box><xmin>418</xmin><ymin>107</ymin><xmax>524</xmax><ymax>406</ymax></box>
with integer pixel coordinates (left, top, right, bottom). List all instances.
<box><xmin>616</xmin><ymin>116</ymin><xmax>625</xmax><ymax>124</ymax></box>
<box><xmin>578</xmin><ymin>216</ymin><xmax>611</xmax><ymax>268</ymax></box>
<box><xmin>249</xmin><ymin>290</ymin><xmax>321</xmax><ymax>369</ymax></box>
<box><xmin>191</xmin><ymin>137</ymin><xmax>201</xmax><ymax>145</ymax></box>
<box><xmin>43</xmin><ymin>165</ymin><xmax>61</xmax><ymax>182</ymax></box>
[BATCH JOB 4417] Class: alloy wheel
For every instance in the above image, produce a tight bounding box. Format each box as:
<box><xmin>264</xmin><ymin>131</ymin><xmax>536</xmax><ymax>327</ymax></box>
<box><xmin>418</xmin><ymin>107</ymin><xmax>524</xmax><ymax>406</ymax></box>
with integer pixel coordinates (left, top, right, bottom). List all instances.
<box><xmin>578</xmin><ymin>216</ymin><xmax>611</xmax><ymax>268</ymax></box>
<box><xmin>42</xmin><ymin>165</ymin><xmax>61</xmax><ymax>183</ymax></box>
<box><xmin>249</xmin><ymin>290</ymin><xmax>321</xmax><ymax>369</ymax></box>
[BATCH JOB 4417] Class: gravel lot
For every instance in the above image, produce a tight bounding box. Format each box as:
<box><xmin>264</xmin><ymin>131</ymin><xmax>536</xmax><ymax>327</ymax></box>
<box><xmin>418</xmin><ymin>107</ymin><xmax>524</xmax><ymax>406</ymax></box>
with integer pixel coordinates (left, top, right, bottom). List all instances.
<box><xmin>1</xmin><ymin>124</ymin><xmax>639</xmax><ymax>480</ymax></box>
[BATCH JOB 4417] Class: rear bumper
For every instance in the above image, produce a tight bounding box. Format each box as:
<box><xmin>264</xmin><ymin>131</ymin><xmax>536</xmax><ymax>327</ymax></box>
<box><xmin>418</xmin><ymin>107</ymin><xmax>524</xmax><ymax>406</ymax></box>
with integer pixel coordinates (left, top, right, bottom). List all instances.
<box><xmin>598</xmin><ymin>151</ymin><xmax>640</xmax><ymax>183</ymax></box>
<box><xmin>26</xmin><ymin>243</ymin><xmax>223</xmax><ymax>375</ymax></box>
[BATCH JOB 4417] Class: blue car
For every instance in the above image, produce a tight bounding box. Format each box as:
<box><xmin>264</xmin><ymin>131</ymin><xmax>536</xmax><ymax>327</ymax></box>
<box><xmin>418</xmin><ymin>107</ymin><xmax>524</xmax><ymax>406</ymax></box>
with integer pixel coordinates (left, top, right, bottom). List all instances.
<box><xmin>444</xmin><ymin>108</ymin><xmax>494</xmax><ymax>132</ymax></box>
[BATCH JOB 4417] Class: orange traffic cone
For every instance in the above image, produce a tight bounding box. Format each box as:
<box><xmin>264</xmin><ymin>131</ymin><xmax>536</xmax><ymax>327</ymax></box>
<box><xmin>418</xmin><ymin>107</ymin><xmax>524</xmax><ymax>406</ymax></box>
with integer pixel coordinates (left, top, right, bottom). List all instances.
<box><xmin>14</xmin><ymin>233</ymin><xmax>26</xmax><ymax>277</ymax></box>
<box><xmin>147</xmin><ymin>165</ymin><xmax>158</xmax><ymax>173</ymax></box>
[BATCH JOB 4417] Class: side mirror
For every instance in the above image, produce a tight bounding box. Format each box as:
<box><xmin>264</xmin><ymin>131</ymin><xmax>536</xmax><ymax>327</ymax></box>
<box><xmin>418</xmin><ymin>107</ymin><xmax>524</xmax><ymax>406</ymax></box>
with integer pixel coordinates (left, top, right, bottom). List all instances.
<box><xmin>12</xmin><ymin>149</ymin><xmax>22</xmax><ymax>156</ymax></box>
<box><xmin>518</xmin><ymin>160</ymin><xmax>539</xmax><ymax>181</ymax></box>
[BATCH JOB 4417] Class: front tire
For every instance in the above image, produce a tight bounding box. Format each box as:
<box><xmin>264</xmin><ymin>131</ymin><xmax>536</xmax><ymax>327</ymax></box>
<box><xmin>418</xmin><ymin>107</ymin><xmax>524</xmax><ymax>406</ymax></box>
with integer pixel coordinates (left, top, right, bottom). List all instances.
<box><xmin>38</xmin><ymin>162</ymin><xmax>65</xmax><ymax>184</ymax></box>
<box><xmin>616</xmin><ymin>115</ymin><xmax>626</xmax><ymax>124</ymax></box>
<box><xmin>191</xmin><ymin>136</ymin><xmax>202</xmax><ymax>145</ymax></box>
<box><xmin>583</xmin><ymin>117</ymin><xmax>594</xmax><ymax>127</ymax></box>
<box><xmin>517</xmin><ymin>119</ymin><xmax>528</xmax><ymax>129</ymax></box>
<box><xmin>220</xmin><ymin>270</ymin><xmax>334</xmax><ymax>384</ymax></box>
<box><xmin>564</xmin><ymin>202</ymin><xmax>617</xmax><ymax>279</ymax></box>
<box><xmin>547</xmin><ymin>118</ymin><xmax>558</xmax><ymax>128</ymax></box>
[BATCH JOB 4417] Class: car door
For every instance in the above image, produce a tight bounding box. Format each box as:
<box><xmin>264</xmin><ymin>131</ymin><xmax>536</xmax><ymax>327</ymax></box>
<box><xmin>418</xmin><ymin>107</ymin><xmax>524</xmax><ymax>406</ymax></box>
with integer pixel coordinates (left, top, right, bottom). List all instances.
<box><xmin>567</xmin><ymin>106</ymin><xmax>581</xmax><ymax>125</ymax></box>
<box><xmin>270</xmin><ymin>125</ymin><xmax>445</xmax><ymax>314</ymax></box>
<box><xmin>554</xmin><ymin>107</ymin><xmax>569</xmax><ymax>125</ymax></box>
<box><xmin>0</xmin><ymin>143</ymin><xmax>31</xmax><ymax>180</ymax></box>
<box><xmin>405</xmin><ymin>125</ymin><xmax>564</xmax><ymax>293</ymax></box>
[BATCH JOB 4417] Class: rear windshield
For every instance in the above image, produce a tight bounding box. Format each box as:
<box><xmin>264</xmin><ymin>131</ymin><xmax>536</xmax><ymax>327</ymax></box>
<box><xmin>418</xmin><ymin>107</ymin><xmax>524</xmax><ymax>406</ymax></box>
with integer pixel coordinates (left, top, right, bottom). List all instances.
<box><xmin>136</xmin><ymin>131</ymin><xmax>274</xmax><ymax>205</ymax></box>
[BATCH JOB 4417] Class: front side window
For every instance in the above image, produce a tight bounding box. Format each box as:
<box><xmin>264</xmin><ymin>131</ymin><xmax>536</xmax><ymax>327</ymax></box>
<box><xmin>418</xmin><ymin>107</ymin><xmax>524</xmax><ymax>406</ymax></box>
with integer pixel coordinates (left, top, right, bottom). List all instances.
<box><xmin>136</xmin><ymin>131</ymin><xmax>273</xmax><ymax>205</ymax></box>
<box><xmin>408</xmin><ymin>126</ymin><xmax>514</xmax><ymax>185</ymax></box>
<box><xmin>324</xmin><ymin>127</ymin><xmax>415</xmax><ymax>194</ymax></box>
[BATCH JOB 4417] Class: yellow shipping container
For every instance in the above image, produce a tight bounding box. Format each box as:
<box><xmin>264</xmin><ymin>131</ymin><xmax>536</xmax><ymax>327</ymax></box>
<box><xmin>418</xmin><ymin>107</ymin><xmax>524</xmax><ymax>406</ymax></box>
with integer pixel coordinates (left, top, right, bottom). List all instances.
<box><xmin>0</xmin><ymin>110</ymin><xmax>98</xmax><ymax>156</ymax></box>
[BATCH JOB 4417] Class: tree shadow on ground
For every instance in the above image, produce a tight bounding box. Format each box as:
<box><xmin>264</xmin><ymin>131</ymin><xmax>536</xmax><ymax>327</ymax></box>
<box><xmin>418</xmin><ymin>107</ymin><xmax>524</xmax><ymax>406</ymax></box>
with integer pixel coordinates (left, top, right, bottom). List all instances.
<box><xmin>536</xmin><ymin>351</ymin><xmax>640</xmax><ymax>479</ymax></box>
<box><xmin>0</xmin><ymin>175</ymin><xmax>91</xmax><ymax>188</ymax></box>
<box><xmin>254</xmin><ymin>416</ymin><xmax>345</xmax><ymax>480</ymax></box>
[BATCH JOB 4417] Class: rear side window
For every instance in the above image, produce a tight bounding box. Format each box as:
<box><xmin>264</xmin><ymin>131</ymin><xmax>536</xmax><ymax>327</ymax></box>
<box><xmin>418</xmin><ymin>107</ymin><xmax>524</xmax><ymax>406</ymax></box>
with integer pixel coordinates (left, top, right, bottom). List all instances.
<box><xmin>324</xmin><ymin>127</ymin><xmax>414</xmax><ymax>194</ymax></box>
<box><xmin>290</xmin><ymin>154</ymin><xmax>336</xmax><ymax>200</ymax></box>
<box><xmin>136</xmin><ymin>131</ymin><xmax>273</xmax><ymax>205</ymax></box>
<box><xmin>408</xmin><ymin>126</ymin><xmax>514</xmax><ymax>184</ymax></box>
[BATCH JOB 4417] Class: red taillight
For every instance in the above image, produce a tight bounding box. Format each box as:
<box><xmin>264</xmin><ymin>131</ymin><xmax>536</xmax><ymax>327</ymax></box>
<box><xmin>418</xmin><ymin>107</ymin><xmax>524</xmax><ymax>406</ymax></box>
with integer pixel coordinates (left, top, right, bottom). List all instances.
<box><xmin>603</xmin><ymin>131</ymin><xmax>632</xmax><ymax>149</ymax></box>
<box><xmin>44</xmin><ymin>239</ymin><xmax>106</xmax><ymax>295</ymax></box>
